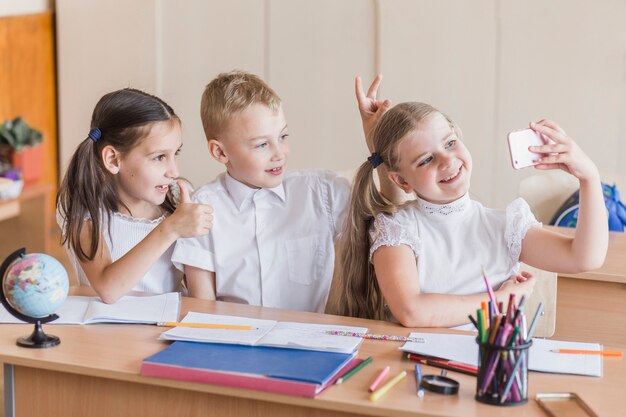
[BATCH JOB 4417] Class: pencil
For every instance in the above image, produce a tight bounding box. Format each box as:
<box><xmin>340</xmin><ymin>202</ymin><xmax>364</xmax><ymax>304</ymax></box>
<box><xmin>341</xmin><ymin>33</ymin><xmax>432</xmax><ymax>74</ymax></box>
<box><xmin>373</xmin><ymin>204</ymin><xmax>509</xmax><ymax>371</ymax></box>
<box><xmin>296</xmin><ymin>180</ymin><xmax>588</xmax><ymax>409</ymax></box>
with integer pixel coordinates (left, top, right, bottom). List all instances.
<box><xmin>156</xmin><ymin>322</ymin><xmax>253</xmax><ymax>330</ymax></box>
<box><xmin>336</xmin><ymin>356</ymin><xmax>373</xmax><ymax>384</ymax></box>
<box><xmin>482</xmin><ymin>266</ymin><xmax>500</xmax><ymax>315</ymax></box>
<box><xmin>369</xmin><ymin>370</ymin><xmax>407</xmax><ymax>401</ymax></box>
<box><xmin>550</xmin><ymin>349</ymin><xmax>623</xmax><ymax>357</ymax></box>
<box><xmin>407</xmin><ymin>353</ymin><xmax>478</xmax><ymax>376</ymax></box>
<box><xmin>326</xmin><ymin>330</ymin><xmax>425</xmax><ymax>343</ymax></box>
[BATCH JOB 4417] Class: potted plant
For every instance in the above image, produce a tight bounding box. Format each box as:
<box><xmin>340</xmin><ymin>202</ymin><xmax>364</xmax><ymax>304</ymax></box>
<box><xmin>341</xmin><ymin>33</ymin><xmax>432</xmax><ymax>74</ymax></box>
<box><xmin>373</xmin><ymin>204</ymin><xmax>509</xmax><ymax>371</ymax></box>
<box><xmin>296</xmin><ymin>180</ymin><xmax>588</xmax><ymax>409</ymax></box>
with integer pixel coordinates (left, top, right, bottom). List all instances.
<box><xmin>0</xmin><ymin>117</ymin><xmax>43</xmax><ymax>185</ymax></box>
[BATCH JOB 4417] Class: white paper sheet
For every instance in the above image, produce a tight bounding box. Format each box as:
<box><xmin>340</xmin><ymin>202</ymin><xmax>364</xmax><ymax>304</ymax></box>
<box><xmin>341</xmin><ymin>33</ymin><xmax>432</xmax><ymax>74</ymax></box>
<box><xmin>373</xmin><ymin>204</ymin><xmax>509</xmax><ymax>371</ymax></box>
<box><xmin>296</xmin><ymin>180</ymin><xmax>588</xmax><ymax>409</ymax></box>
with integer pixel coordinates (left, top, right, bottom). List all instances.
<box><xmin>160</xmin><ymin>311</ymin><xmax>367</xmax><ymax>354</ymax></box>
<box><xmin>400</xmin><ymin>332</ymin><xmax>604</xmax><ymax>377</ymax></box>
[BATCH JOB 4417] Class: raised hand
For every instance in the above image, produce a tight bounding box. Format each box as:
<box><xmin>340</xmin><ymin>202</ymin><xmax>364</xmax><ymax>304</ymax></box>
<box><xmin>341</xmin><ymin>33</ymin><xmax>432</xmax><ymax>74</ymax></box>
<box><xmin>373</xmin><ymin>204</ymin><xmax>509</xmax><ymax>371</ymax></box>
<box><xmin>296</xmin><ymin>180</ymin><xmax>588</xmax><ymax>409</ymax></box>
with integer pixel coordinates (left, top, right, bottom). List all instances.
<box><xmin>165</xmin><ymin>179</ymin><xmax>213</xmax><ymax>238</ymax></box>
<box><xmin>355</xmin><ymin>74</ymin><xmax>391</xmax><ymax>151</ymax></box>
<box><xmin>529</xmin><ymin>120</ymin><xmax>600</xmax><ymax>183</ymax></box>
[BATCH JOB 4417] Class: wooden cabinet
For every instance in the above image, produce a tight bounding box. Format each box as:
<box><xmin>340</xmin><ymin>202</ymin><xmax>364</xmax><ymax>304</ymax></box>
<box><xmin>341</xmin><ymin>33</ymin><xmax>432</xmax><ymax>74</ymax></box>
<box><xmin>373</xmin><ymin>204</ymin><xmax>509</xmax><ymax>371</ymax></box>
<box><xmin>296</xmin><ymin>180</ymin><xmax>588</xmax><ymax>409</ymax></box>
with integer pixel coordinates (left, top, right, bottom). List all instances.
<box><xmin>0</xmin><ymin>11</ymin><xmax>58</xmax><ymax>215</ymax></box>
<box><xmin>0</xmin><ymin>184</ymin><xmax>52</xmax><ymax>260</ymax></box>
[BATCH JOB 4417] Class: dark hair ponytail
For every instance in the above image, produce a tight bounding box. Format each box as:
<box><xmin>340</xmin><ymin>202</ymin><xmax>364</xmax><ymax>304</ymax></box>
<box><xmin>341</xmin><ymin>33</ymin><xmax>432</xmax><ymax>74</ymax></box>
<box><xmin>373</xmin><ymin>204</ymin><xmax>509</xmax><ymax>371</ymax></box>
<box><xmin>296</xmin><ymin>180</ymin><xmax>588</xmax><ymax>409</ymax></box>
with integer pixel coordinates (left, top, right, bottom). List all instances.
<box><xmin>57</xmin><ymin>88</ymin><xmax>180</xmax><ymax>262</ymax></box>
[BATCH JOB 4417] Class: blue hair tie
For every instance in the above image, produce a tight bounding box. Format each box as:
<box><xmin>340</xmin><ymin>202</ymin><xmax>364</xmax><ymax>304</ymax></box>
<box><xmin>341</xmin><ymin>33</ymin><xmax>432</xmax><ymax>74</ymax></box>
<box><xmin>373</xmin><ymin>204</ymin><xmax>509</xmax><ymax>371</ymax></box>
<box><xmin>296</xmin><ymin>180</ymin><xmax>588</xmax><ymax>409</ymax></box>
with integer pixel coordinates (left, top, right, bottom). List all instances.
<box><xmin>88</xmin><ymin>127</ymin><xmax>102</xmax><ymax>142</ymax></box>
<box><xmin>367</xmin><ymin>152</ymin><xmax>383</xmax><ymax>169</ymax></box>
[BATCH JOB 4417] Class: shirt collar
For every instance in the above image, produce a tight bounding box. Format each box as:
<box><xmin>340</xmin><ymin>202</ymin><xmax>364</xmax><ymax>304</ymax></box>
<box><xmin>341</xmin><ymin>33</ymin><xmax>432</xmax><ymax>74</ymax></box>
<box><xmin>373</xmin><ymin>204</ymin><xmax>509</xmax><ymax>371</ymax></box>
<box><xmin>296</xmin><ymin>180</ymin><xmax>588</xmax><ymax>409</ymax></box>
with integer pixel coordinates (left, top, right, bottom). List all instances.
<box><xmin>415</xmin><ymin>192</ymin><xmax>471</xmax><ymax>219</ymax></box>
<box><xmin>224</xmin><ymin>172</ymin><xmax>286</xmax><ymax>211</ymax></box>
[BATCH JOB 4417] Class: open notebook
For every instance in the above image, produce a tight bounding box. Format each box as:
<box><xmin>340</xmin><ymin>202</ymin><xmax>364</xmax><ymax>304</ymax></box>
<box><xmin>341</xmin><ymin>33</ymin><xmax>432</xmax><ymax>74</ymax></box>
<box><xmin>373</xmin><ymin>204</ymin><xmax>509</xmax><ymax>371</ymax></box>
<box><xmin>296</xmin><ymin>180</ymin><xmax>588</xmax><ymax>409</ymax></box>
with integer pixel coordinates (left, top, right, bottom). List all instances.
<box><xmin>0</xmin><ymin>293</ymin><xmax>180</xmax><ymax>325</ymax></box>
<box><xmin>159</xmin><ymin>311</ymin><xmax>367</xmax><ymax>354</ymax></box>
<box><xmin>400</xmin><ymin>332</ymin><xmax>603</xmax><ymax>377</ymax></box>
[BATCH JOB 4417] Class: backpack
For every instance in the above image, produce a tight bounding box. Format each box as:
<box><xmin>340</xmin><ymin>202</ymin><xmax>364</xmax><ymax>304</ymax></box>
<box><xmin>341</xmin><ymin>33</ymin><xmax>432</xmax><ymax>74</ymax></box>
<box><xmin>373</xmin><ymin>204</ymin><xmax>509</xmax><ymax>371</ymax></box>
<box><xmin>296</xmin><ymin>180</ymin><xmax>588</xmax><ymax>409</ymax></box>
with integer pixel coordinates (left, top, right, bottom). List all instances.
<box><xmin>550</xmin><ymin>183</ymin><xmax>626</xmax><ymax>232</ymax></box>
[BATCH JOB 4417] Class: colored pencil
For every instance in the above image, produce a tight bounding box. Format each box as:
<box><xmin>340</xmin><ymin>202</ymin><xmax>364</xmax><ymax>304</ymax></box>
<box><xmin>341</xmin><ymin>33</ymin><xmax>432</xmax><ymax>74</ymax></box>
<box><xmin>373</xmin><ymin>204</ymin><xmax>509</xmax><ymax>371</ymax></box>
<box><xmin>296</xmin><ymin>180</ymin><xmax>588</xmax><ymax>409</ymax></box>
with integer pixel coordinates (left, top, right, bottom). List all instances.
<box><xmin>482</xmin><ymin>266</ymin><xmax>500</xmax><ymax>315</ymax></box>
<box><xmin>336</xmin><ymin>356</ymin><xmax>373</xmax><ymax>384</ymax></box>
<box><xmin>407</xmin><ymin>353</ymin><xmax>478</xmax><ymax>376</ymax></box>
<box><xmin>326</xmin><ymin>330</ymin><xmax>425</xmax><ymax>343</ymax></box>
<box><xmin>550</xmin><ymin>349</ymin><xmax>623</xmax><ymax>357</ymax></box>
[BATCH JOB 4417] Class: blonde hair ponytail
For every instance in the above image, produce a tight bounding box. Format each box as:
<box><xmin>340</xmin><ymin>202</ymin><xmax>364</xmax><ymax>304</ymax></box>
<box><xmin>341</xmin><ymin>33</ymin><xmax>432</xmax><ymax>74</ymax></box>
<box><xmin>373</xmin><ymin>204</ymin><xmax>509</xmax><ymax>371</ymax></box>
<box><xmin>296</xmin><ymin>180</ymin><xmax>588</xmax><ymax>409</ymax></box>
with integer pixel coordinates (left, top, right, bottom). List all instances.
<box><xmin>335</xmin><ymin>102</ymin><xmax>455</xmax><ymax>320</ymax></box>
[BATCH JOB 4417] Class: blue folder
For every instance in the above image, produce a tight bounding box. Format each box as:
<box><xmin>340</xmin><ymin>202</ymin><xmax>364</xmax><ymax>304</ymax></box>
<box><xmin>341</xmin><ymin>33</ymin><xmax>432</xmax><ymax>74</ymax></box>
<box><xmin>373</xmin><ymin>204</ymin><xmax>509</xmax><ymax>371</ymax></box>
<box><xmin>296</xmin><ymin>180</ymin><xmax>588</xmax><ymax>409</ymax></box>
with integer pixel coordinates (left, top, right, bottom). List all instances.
<box><xmin>144</xmin><ymin>341</ymin><xmax>354</xmax><ymax>385</ymax></box>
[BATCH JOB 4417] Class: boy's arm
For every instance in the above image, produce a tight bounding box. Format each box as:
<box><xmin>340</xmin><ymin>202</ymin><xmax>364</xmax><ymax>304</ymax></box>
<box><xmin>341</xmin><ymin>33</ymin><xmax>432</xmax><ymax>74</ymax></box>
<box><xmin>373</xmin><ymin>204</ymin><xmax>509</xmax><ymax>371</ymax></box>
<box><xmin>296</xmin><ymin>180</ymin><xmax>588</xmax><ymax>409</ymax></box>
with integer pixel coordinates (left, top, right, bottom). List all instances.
<box><xmin>185</xmin><ymin>265</ymin><xmax>216</xmax><ymax>300</ymax></box>
<box><xmin>373</xmin><ymin>245</ymin><xmax>535</xmax><ymax>327</ymax></box>
<box><xmin>355</xmin><ymin>75</ymin><xmax>406</xmax><ymax>205</ymax></box>
<box><xmin>519</xmin><ymin>120</ymin><xmax>608</xmax><ymax>272</ymax></box>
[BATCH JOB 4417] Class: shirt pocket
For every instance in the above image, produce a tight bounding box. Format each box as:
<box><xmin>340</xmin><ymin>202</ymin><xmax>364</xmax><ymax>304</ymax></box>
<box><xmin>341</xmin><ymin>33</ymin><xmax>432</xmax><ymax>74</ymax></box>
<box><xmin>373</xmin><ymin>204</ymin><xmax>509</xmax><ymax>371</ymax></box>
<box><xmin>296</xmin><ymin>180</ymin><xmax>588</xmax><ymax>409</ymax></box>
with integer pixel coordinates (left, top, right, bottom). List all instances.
<box><xmin>285</xmin><ymin>234</ymin><xmax>327</xmax><ymax>285</ymax></box>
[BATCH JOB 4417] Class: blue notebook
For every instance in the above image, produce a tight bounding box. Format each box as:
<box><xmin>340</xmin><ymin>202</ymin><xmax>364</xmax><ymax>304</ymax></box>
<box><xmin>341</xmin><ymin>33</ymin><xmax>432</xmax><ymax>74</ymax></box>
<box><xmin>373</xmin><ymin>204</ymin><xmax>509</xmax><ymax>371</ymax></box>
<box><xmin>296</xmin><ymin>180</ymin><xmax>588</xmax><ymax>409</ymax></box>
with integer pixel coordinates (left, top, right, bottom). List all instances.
<box><xmin>140</xmin><ymin>341</ymin><xmax>359</xmax><ymax>397</ymax></box>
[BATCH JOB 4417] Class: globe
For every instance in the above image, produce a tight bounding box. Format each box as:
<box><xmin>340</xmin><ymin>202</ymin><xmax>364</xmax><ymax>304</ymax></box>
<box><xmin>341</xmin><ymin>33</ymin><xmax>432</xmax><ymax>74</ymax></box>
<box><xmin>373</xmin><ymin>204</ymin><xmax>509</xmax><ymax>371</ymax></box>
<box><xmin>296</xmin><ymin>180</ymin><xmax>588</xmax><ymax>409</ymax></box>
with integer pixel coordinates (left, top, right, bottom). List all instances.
<box><xmin>2</xmin><ymin>253</ymin><xmax>69</xmax><ymax>318</ymax></box>
<box><xmin>0</xmin><ymin>249</ymin><xmax>69</xmax><ymax>348</ymax></box>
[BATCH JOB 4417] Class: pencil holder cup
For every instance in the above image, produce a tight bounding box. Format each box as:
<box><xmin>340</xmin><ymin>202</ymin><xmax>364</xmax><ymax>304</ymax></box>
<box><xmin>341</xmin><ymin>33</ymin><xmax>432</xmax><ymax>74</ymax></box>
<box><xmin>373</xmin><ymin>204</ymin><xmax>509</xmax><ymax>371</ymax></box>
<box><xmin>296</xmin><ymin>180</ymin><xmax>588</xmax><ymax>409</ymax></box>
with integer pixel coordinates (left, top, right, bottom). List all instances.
<box><xmin>475</xmin><ymin>337</ymin><xmax>532</xmax><ymax>406</ymax></box>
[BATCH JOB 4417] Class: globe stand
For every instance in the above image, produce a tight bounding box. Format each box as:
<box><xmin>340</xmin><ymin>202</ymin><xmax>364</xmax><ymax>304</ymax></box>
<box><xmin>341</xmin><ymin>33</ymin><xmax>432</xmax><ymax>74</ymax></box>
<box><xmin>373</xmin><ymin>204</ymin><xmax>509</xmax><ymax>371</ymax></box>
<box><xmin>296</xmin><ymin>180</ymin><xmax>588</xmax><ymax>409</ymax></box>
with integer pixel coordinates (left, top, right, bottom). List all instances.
<box><xmin>17</xmin><ymin>320</ymin><xmax>60</xmax><ymax>348</ymax></box>
<box><xmin>1</xmin><ymin>248</ymin><xmax>63</xmax><ymax>349</ymax></box>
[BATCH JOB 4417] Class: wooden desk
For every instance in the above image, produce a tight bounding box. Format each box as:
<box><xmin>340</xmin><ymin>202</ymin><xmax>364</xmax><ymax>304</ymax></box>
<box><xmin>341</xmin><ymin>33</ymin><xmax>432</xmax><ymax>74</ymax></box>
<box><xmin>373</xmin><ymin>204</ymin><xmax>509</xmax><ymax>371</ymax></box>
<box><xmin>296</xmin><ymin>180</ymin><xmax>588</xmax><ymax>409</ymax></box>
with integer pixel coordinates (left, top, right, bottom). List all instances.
<box><xmin>545</xmin><ymin>226</ymin><xmax>626</xmax><ymax>348</ymax></box>
<box><xmin>0</xmin><ymin>184</ymin><xmax>53</xmax><ymax>260</ymax></box>
<box><xmin>1</xmin><ymin>295</ymin><xmax>623</xmax><ymax>417</ymax></box>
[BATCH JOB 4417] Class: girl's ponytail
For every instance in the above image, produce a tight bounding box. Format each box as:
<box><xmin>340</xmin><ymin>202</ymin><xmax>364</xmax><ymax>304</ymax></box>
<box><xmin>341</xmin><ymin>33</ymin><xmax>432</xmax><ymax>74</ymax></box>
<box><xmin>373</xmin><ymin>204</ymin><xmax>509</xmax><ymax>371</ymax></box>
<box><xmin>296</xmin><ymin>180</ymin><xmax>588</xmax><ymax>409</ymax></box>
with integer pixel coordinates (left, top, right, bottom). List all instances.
<box><xmin>335</xmin><ymin>159</ymin><xmax>397</xmax><ymax>320</ymax></box>
<box><xmin>333</xmin><ymin>102</ymin><xmax>447</xmax><ymax>321</ymax></box>
<box><xmin>57</xmin><ymin>138</ymin><xmax>111</xmax><ymax>262</ymax></box>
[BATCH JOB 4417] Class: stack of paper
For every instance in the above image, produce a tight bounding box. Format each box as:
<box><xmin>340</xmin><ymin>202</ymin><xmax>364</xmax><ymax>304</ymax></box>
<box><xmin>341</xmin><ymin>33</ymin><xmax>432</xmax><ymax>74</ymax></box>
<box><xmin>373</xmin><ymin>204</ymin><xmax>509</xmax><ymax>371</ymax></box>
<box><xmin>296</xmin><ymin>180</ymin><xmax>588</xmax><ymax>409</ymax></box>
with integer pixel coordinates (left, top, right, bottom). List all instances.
<box><xmin>160</xmin><ymin>311</ymin><xmax>367</xmax><ymax>354</ymax></box>
<box><xmin>0</xmin><ymin>293</ymin><xmax>180</xmax><ymax>325</ymax></box>
<box><xmin>400</xmin><ymin>332</ymin><xmax>603</xmax><ymax>377</ymax></box>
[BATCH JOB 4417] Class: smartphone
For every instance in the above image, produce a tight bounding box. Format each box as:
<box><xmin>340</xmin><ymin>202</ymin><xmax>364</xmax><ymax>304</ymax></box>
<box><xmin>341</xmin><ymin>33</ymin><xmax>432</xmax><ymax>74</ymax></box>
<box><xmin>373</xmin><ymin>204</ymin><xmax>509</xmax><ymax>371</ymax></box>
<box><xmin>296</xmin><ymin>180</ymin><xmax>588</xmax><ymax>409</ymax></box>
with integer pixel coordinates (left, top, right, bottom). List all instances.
<box><xmin>507</xmin><ymin>128</ymin><xmax>553</xmax><ymax>170</ymax></box>
<box><xmin>536</xmin><ymin>393</ymin><xmax>599</xmax><ymax>417</ymax></box>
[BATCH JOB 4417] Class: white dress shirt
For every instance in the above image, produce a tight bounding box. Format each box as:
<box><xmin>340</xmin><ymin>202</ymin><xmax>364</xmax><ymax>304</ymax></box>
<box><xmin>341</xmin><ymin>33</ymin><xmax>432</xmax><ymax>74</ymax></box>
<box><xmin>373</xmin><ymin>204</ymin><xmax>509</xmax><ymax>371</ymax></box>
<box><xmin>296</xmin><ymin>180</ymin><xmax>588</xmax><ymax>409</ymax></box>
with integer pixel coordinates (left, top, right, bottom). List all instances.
<box><xmin>172</xmin><ymin>170</ymin><xmax>350</xmax><ymax>313</ymax></box>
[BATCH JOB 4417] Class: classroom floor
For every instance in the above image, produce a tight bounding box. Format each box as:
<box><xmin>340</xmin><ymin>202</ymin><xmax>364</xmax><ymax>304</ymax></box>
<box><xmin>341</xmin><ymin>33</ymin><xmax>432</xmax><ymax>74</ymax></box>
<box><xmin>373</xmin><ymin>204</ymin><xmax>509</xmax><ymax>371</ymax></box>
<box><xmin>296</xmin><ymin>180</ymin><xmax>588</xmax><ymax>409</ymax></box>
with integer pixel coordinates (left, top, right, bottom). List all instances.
<box><xmin>0</xmin><ymin>224</ymin><xmax>74</xmax><ymax>417</ymax></box>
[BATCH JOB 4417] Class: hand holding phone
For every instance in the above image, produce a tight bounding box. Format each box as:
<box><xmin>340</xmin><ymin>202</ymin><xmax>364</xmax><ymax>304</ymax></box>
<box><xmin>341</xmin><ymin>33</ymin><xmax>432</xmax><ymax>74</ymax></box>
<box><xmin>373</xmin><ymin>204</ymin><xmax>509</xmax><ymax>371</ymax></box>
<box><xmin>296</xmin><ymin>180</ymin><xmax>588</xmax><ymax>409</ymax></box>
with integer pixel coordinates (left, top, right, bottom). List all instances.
<box><xmin>507</xmin><ymin>128</ymin><xmax>554</xmax><ymax>170</ymax></box>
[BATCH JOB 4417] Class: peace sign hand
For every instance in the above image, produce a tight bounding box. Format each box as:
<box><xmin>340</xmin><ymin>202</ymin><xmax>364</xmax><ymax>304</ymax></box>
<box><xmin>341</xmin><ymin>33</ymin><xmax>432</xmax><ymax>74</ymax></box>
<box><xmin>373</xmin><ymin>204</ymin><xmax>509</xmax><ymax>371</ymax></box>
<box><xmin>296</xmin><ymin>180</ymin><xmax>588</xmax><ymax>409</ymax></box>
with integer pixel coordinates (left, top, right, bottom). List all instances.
<box><xmin>355</xmin><ymin>74</ymin><xmax>391</xmax><ymax>152</ymax></box>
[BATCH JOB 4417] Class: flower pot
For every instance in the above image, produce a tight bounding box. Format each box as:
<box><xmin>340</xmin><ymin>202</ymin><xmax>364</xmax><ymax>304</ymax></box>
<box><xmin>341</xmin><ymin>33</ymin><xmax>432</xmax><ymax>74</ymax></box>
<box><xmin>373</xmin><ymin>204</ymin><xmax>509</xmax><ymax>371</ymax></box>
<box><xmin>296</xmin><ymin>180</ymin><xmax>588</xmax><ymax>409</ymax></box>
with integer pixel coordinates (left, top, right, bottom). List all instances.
<box><xmin>0</xmin><ymin>144</ymin><xmax>43</xmax><ymax>186</ymax></box>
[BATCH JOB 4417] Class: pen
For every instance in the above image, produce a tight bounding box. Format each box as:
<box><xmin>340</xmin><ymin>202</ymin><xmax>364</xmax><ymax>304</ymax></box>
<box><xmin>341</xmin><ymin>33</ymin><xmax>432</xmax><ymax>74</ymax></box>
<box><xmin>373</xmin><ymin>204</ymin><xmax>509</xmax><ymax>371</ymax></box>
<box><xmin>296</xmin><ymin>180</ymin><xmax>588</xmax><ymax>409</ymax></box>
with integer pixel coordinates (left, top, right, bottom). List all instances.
<box><xmin>336</xmin><ymin>356</ymin><xmax>373</xmax><ymax>384</ymax></box>
<box><xmin>156</xmin><ymin>322</ymin><xmax>253</xmax><ymax>330</ymax></box>
<box><xmin>407</xmin><ymin>353</ymin><xmax>478</xmax><ymax>376</ymax></box>
<box><xmin>414</xmin><ymin>364</ymin><xmax>424</xmax><ymax>397</ymax></box>
<box><xmin>525</xmin><ymin>302</ymin><xmax>544</xmax><ymax>342</ymax></box>
<box><xmin>326</xmin><ymin>330</ymin><xmax>425</xmax><ymax>343</ymax></box>
<box><xmin>550</xmin><ymin>349</ymin><xmax>623</xmax><ymax>357</ymax></box>
<box><xmin>369</xmin><ymin>370</ymin><xmax>407</xmax><ymax>402</ymax></box>
<box><xmin>368</xmin><ymin>366</ymin><xmax>390</xmax><ymax>392</ymax></box>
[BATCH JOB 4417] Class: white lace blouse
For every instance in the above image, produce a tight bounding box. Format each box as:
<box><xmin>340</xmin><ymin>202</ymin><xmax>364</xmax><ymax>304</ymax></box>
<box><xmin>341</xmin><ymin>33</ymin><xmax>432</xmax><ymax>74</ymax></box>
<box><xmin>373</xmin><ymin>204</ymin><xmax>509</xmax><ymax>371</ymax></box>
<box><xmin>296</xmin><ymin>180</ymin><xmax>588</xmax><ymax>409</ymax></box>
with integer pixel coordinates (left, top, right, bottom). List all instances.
<box><xmin>60</xmin><ymin>211</ymin><xmax>183</xmax><ymax>294</ymax></box>
<box><xmin>369</xmin><ymin>194</ymin><xmax>541</xmax><ymax>295</ymax></box>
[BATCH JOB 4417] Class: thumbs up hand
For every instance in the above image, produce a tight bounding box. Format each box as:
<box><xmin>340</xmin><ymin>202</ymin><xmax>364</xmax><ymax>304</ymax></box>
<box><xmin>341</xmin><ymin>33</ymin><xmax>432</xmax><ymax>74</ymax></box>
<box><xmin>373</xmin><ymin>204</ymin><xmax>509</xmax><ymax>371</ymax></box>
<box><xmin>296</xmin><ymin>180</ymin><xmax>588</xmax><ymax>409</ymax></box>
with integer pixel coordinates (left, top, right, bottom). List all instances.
<box><xmin>178</xmin><ymin>179</ymin><xmax>192</xmax><ymax>204</ymax></box>
<box><xmin>165</xmin><ymin>180</ymin><xmax>214</xmax><ymax>238</ymax></box>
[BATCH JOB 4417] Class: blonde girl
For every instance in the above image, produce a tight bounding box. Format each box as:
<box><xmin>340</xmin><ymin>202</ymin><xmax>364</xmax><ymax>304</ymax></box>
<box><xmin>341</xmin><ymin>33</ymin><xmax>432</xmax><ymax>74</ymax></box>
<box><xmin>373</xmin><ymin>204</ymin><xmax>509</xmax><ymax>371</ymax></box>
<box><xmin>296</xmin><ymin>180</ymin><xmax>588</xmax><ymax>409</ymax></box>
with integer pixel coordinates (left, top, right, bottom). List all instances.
<box><xmin>338</xmin><ymin>102</ymin><xmax>607</xmax><ymax>327</ymax></box>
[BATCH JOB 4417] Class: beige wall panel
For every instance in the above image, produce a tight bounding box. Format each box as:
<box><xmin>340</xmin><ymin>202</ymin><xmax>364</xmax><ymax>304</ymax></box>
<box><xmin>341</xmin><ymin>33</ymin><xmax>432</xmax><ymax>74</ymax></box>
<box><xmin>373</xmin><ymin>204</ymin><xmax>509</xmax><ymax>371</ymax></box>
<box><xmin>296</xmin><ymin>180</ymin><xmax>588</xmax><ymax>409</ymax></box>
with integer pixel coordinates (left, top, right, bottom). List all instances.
<box><xmin>378</xmin><ymin>0</ymin><xmax>497</xmax><ymax>205</ymax></box>
<box><xmin>56</xmin><ymin>0</ymin><xmax>158</xmax><ymax>176</ymax></box>
<box><xmin>158</xmin><ymin>0</ymin><xmax>266</xmax><ymax>187</ymax></box>
<box><xmin>496</xmin><ymin>1</ymin><xmax>626</xmax><ymax>208</ymax></box>
<box><xmin>267</xmin><ymin>0</ymin><xmax>376</xmax><ymax>173</ymax></box>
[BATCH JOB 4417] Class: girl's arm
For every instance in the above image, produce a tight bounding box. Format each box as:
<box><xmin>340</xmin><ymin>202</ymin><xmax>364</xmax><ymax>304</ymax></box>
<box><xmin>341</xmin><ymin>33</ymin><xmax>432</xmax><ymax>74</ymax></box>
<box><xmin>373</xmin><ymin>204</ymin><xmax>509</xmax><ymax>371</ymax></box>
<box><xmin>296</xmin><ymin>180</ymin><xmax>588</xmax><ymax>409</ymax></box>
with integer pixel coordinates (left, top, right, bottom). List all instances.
<box><xmin>79</xmin><ymin>187</ymin><xmax>213</xmax><ymax>304</ymax></box>
<box><xmin>185</xmin><ymin>265</ymin><xmax>216</xmax><ymax>300</ymax></box>
<box><xmin>373</xmin><ymin>245</ymin><xmax>534</xmax><ymax>327</ymax></box>
<box><xmin>519</xmin><ymin>120</ymin><xmax>608</xmax><ymax>272</ymax></box>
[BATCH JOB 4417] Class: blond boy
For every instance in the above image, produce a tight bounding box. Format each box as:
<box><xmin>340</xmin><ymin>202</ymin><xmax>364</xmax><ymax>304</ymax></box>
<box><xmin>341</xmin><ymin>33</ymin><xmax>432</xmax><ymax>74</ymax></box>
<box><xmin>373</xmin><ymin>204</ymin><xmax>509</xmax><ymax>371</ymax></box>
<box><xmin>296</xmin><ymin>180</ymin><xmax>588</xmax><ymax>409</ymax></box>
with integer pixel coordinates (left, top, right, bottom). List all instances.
<box><xmin>172</xmin><ymin>71</ymin><xmax>353</xmax><ymax>312</ymax></box>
